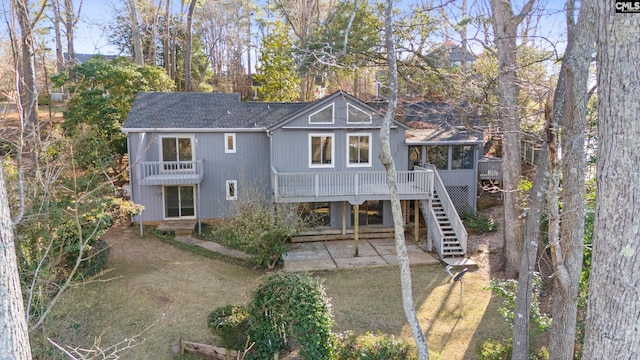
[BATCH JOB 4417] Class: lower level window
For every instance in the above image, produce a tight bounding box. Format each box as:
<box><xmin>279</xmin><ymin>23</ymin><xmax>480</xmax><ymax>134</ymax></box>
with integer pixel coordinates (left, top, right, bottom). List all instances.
<box><xmin>226</xmin><ymin>180</ymin><xmax>238</xmax><ymax>200</ymax></box>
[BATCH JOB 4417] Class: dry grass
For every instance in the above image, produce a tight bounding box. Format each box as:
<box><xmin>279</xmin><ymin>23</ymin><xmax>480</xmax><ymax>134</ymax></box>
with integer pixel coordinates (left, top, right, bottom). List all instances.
<box><xmin>32</xmin><ymin>225</ymin><xmax>262</xmax><ymax>359</ymax></box>
<box><xmin>34</xmin><ymin>208</ymin><xmax>509</xmax><ymax>360</ymax></box>
<box><xmin>319</xmin><ymin>263</ymin><xmax>509</xmax><ymax>359</ymax></box>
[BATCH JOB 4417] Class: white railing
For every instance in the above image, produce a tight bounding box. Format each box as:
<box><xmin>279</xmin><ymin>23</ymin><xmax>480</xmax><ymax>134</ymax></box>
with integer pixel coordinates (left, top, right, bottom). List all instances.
<box><xmin>137</xmin><ymin>160</ymin><xmax>204</xmax><ymax>185</ymax></box>
<box><xmin>420</xmin><ymin>164</ymin><xmax>467</xmax><ymax>258</ymax></box>
<box><xmin>478</xmin><ymin>157</ymin><xmax>502</xmax><ymax>181</ymax></box>
<box><xmin>272</xmin><ymin>168</ymin><xmax>433</xmax><ymax>201</ymax></box>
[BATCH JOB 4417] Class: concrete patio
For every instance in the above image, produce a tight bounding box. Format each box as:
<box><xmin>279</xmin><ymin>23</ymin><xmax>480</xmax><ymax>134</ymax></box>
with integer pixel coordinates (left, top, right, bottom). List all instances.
<box><xmin>283</xmin><ymin>238</ymin><xmax>440</xmax><ymax>271</ymax></box>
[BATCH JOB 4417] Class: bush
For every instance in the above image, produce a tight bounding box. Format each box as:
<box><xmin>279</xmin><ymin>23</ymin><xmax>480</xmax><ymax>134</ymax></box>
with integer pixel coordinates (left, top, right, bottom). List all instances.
<box><xmin>462</xmin><ymin>211</ymin><xmax>499</xmax><ymax>233</ymax></box>
<box><xmin>334</xmin><ymin>331</ymin><xmax>417</xmax><ymax>360</ymax></box>
<box><xmin>208</xmin><ymin>304</ymin><xmax>250</xmax><ymax>350</ymax></box>
<box><xmin>212</xmin><ymin>201</ymin><xmax>303</xmax><ymax>269</ymax></box>
<box><xmin>478</xmin><ymin>339</ymin><xmax>548</xmax><ymax>360</ymax></box>
<box><xmin>77</xmin><ymin>239</ymin><xmax>110</xmax><ymax>279</ymax></box>
<box><xmin>247</xmin><ymin>271</ymin><xmax>334</xmax><ymax>360</ymax></box>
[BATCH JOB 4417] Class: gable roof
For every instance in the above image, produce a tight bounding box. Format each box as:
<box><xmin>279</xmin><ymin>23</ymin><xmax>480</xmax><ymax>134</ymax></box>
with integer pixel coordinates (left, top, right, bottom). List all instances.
<box><xmin>122</xmin><ymin>92</ymin><xmax>307</xmax><ymax>131</ymax></box>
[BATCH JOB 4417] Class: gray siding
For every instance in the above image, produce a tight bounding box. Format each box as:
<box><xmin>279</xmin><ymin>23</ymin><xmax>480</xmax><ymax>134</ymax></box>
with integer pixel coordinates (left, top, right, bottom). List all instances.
<box><xmin>129</xmin><ymin>131</ymin><xmax>271</xmax><ymax>222</ymax></box>
<box><xmin>271</xmin><ymin>96</ymin><xmax>408</xmax><ymax>173</ymax></box>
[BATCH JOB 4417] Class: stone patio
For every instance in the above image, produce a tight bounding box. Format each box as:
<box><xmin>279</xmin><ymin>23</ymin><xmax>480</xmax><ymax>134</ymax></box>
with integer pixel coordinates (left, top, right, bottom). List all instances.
<box><xmin>283</xmin><ymin>238</ymin><xmax>440</xmax><ymax>271</ymax></box>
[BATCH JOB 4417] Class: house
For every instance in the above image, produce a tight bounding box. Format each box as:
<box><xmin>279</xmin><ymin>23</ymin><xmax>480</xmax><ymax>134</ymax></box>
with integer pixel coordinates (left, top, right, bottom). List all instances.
<box><xmin>123</xmin><ymin>91</ymin><xmax>490</xmax><ymax>258</ymax></box>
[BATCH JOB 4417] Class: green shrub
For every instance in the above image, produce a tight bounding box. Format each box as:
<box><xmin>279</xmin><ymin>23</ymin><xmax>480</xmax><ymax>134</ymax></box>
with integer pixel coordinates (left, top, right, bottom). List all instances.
<box><xmin>247</xmin><ymin>271</ymin><xmax>334</xmax><ymax>360</ymax></box>
<box><xmin>478</xmin><ymin>339</ymin><xmax>511</xmax><ymax>360</ymax></box>
<box><xmin>77</xmin><ymin>239</ymin><xmax>110</xmax><ymax>278</ymax></box>
<box><xmin>478</xmin><ymin>339</ymin><xmax>548</xmax><ymax>360</ymax></box>
<box><xmin>334</xmin><ymin>331</ymin><xmax>417</xmax><ymax>360</ymax></box>
<box><xmin>462</xmin><ymin>211</ymin><xmax>499</xmax><ymax>233</ymax></box>
<box><xmin>212</xmin><ymin>201</ymin><xmax>303</xmax><ymax>269</ymax></box>
<box><xmin>208</xmin><ymin>304</ymin><xmax>250</xmax><ymax>350</ymax></box>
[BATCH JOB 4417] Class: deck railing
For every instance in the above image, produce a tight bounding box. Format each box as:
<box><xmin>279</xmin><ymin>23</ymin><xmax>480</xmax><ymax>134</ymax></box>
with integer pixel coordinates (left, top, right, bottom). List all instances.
<box><xmin>137</xmin><ymin>160</ymin><xmax>204</xmax><ymax>185</ymax></box>
<box><xmin>272</xmin><ymin>168</ymin><xmax>433</xmax><ymax>201</ymax></box>
<box><xmin>478</xmin><ymin>157</ymin><xmax>503</xmax><ymax>181</ymax></box>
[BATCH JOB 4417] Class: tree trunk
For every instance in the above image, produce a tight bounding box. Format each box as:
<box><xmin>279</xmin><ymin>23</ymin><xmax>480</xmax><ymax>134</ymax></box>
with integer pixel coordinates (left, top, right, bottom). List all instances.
<box><xmin>512</xmin><ymin>99</ymin><xmax>551</xmax><ymax>360</ymax></box>
<box><xmin>129</xmin><ymin>0</ymin><xmax>144</xmax><ymax>65</ymax></box>
<box><xmin>64</xmin><ymin>0</ymin><xmax>76</xmax><ymax>71</ymax></box>
<box><xmin>380</xmin><ymin>1</ymin><xmax>429</xmax><ymax>359</ymax></box>
<box><xmin>489</xmin><ymin>0</ymin><xmax>534</xmax><ymax>278</ymax></box>
<box><xmin>184</xmin><ymin>0</ymin><xmax>197</xmax><ymax>92</ymax></box>
<box><xmin>14</xmin><ymin>0</ymin><xmax>38</xmax><ymax>128</ymax></box>
<box><xmin>582</xmin><ymin>3</ymin><xmax>640</xmax><ymax>359</ymax></box>
<box><xmin>164</xmin><ymin>0</ymin><xmax>171</xmax><ymax>75</ymax></box>
<box><xmin>0</xmin><ymin>168</ymin><xmax>32</xmax><ymax>360</ymax></box>
<box><xmin>50</xmin><ymin>0</ymin><xmax>65</xmax><ymax>75</ymax></box>
<box><xmin>548</xmin><ymin>0</ymin><xmax>595</xmax><ymax>358</ymax></box>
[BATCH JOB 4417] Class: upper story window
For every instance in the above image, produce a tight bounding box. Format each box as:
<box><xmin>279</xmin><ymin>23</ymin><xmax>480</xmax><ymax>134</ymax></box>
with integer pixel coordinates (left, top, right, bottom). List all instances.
<box><xmin>347</xmin><ymin>104</ymin><xmax>372</xmax><ymax>124</ymax></box>
<box><xmin>161</xmin><ymin>136</ymin><xmax>193</xmax><ymax>171</ymax></box>
<box><xmin>225</xmin><ymin>133</ymin><xmax>236</xmax><ymax>153</ymax></box>
<box><xmin>309</xmin><ymin>104</ymin><xmax>334</xmax><ymax>124</ymax></box>
<box><xmin>309</xmin><ymin>133</ymin><xmax>334</xmax><ymax>168</ymax></box>
<box><xmin>452</xmin><ymin>145</ymin><xmax>474</xmax><ymax>170</ymax></box>
<box><xmin>347</xmin><ymin>133</ymin><xmax>371</xmax><ymax>167</ymax></box>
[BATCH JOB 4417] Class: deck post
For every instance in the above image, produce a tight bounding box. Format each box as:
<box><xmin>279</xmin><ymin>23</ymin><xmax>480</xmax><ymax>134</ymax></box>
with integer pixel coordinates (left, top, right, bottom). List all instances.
<box><xmin>426</xmin><ymin>198</ymin><xmax>432</xmax><ymax>251</ymax></box>
<box><xmin>342</xmin><ymin>201</ymin><xmax>346</xmax><ymax>235</ymax></box>
<box><xmin>354</xmin><ymin>204</ymin><xmax>359</xmax><ymax>257</ymax></box>
<box><xmin>197</xmin><ymin>183</ymin><xmax>201</xmax><ymax>235</ymax></box>
<box><xmin>414</xmin><ymin>199</ymin><xmax>419</xmax><ymax>244</ymax></box>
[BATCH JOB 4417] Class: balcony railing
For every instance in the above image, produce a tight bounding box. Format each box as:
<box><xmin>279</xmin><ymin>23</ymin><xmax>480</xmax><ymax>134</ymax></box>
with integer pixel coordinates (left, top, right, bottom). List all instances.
<box><xmin>137</xmin><ymin>160</ymin><xmax>204</xmax><ymax>186</ymax></box>
<box><xmin>272</xmin><ymin>168</ymin><xmax>434</xmax><ymax>202</ymax></box>
<box><xmin>478</xmin><ymin>157</ymin><xmax>502</xmax><ymax>182</ymax></box>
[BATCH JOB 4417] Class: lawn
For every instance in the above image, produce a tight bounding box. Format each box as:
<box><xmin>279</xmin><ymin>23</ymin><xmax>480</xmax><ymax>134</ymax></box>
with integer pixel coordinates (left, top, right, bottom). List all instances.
<box><xmin>33</xmin><ymin>222</ymin><xmax>509</xmax><ymax>359</ymax></box>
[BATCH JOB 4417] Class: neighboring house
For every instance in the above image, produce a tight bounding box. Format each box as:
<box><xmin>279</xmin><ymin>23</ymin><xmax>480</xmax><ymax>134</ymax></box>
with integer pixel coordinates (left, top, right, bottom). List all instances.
<box><xmin>123</xmin><ymin>91</ymin><xmax>490</xmax><ymax>258</ymax></box>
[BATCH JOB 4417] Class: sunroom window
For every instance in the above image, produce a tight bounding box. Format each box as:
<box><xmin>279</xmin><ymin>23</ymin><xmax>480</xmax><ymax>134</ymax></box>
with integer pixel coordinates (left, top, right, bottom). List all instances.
<box><xmin>452</xmin><ymin>145</ymin><xmax>474</xmax><ymax>170</ymax></box>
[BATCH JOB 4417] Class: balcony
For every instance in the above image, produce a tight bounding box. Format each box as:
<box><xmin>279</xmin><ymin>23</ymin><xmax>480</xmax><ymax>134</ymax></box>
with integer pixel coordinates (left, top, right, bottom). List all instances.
<box><xmin>272</xmin><ymin>168</ymin><xmax>434</xmax><ymax>203</ymax></box>
<box><xmin>137</xmin><ymin>160</ymin><xmax>204</xmax><ymax>186</ymax></box>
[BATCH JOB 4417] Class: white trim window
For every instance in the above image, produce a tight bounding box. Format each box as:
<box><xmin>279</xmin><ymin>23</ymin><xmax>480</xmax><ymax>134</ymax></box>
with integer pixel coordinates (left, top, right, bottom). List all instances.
<box><xmin>226</xmin><ymin>180</ymin><xmax>238</xmax><ymax>200</ymax></box>
<box><xmin>347</xmin><ymin>133</ymin><xmax>372</xmax><ymax>167</ymax></box>
<box><xmin>347</xmin><ymin>103</ymin><xmax>372</xmax><ymax>124</ymax></box>
<box><xmin>160</xmin><ymin>135</ymin><xmax>194</xmax><ymax>171</ymax></box>
<box><xmin>224</xmin><ymin>133</ymin><xmax>236</xmax><ymax>153</ymax></box>
<box><xmin>309</xmin><ymin>133</ymin><xmax>334</xmax><ymax>168</ymax></box>
<box><xmin>309</xmin><ymin>103</ymin><xmax>334</xmax><ymax>124</ymax></box>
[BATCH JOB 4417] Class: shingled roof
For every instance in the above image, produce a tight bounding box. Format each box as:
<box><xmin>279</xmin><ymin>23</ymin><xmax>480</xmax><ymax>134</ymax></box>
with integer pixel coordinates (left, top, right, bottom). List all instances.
<box><xmin>122</xmin><ymin>92</ymin><xmax>307</xmax><ymax>131</ymax></box>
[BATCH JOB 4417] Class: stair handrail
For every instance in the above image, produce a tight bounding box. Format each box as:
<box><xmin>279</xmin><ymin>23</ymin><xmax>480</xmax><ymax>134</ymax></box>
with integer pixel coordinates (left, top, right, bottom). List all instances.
<box><xmin>421</xmin><ymin>164</ymin><xmax>468</xmax><ymax>256</ymax></box>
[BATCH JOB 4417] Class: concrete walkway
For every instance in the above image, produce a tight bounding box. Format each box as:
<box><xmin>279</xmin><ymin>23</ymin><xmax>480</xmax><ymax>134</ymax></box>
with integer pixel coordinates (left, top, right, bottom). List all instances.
<box><xmin>173</xmin><ymin>235</ymin><xmax>440</xmax><ymax>272</ymax></box>
<box><xmin>283</xmin><ymin>238</ymin><xmax>440</xmax><ymax>272</ymax></box>
<box><xmin>174</xmin><ymin>236</ymin><xmax>252</xmax><ymax>261</ymax></box>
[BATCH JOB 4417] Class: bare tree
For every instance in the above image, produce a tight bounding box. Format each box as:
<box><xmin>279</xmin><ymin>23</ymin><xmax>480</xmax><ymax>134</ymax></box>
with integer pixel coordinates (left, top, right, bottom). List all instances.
<box><xmin>379</xmin><ymin>0</ymin><xmax>429</xmax><ymax>358</ymax></box>
<box><xmin>548</xmin><ymin>0</ymin><xmax>595</xmax><ymax>358</ymax></box>
<box><xmin>489</xmin><ymin>0</ymin><xmax>536</xmax><ymax>278</ymax></box>
<box><xmin>183</xmin><ymin>0</ymin><xmax>196</xmax><ymax>91</ymax></box>
<box><xmin>582</xmin><ymin>2</ymin><xmax>640</xmax><ymax>358</ymax></box>
<box><xmin>128</xmin><ymin>0</ymin><xmax>144</xmax><ymax>65</ymax></box>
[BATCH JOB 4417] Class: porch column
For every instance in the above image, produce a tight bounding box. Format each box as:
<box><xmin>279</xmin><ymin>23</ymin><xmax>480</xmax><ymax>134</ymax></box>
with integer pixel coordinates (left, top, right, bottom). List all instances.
<box><xmin>414</xmin><ymin>199</ymin><xmax>419</xmax><ymax>244</ymax></box>
<box><xmin>342</xmin><ymin>201</ymin><xmax>346</xmax><ymax>235</ymax></box>
<box><xmin>353</xmin><ymin>204</ymin><xmax>359</xmax><ymax>257</ymax></box>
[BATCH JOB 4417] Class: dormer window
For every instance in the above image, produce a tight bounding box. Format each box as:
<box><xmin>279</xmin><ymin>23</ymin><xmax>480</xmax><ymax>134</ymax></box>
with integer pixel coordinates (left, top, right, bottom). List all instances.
<box><xmin>309</xmin><ymin>104</ymin><xmax>334</xmax><ymax>124</ymax></box>
<box><xmin>347</xmin><ymin>103</ymin><xmax>371</xmax><ymax>123</ymax></box>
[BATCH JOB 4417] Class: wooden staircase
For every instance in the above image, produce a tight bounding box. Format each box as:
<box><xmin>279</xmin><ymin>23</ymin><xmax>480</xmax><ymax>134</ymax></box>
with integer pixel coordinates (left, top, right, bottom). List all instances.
<box><xmin>431</xmin><ymin>193</ymin><xmax>465</xmax><ymax>257</ymax></box>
